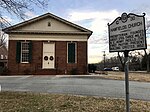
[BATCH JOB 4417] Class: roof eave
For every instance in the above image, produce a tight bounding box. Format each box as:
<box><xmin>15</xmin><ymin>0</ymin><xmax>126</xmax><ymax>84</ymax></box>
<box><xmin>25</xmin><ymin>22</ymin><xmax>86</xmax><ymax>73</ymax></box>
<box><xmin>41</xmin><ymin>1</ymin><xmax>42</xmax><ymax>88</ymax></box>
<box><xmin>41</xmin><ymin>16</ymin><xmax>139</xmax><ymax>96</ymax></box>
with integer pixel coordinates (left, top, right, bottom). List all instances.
<box><xmin>4</xmin><ymin>30</ymin><xmax>92</xmax><ymax>36</ymax></box>
<box><xmin>2</xmin><ymin>13</ymin><xmax>93</xmax><ymax>33</ymax></box>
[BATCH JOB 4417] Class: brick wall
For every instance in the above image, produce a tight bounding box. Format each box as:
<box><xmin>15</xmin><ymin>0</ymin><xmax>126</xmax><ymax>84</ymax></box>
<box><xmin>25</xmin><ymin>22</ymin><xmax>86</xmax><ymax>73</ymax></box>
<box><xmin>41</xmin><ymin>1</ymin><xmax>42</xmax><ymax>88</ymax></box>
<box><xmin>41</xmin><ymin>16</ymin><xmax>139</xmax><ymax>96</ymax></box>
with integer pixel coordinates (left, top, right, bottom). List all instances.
<box><xmin>8</xmin><ymin>40</ymin><xmax>88</xmax><ymax>75</ymax></box>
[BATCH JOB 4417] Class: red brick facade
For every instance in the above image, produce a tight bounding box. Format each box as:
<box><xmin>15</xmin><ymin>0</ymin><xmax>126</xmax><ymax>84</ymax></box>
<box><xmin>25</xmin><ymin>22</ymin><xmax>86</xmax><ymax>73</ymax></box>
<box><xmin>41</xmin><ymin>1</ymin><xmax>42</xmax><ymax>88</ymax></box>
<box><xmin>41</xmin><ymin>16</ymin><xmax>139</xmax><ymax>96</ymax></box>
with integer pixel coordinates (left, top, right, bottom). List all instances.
<box><xmin>4</xmin><ymin>13</ymin><xmax>92</xmax><ymax>75</ymax></box>
<box><xmin>8</xmin><ymin>40</ymin><xmax>87</xmax><ymax>75</ymax></box>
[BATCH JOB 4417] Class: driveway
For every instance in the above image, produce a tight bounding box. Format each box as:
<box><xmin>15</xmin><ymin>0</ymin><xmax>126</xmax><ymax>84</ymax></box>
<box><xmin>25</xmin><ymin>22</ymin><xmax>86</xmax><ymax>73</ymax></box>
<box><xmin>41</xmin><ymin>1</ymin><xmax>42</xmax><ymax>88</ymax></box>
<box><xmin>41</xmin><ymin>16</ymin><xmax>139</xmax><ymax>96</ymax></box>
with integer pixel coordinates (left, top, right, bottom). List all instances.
<box><xmin>0</xmin><ymin>75</ymin><xmax>150</xmax><ymax>101</ymax></box>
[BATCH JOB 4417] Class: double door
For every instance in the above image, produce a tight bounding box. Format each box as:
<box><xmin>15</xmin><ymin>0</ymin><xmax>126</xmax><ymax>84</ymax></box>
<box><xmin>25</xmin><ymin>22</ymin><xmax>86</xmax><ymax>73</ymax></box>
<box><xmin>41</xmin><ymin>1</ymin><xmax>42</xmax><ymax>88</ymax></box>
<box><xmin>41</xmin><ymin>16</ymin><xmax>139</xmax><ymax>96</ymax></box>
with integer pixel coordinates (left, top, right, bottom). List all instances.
<box><xmin>42</xmin><ymin>43</ymin><xmax>55</xmax><ymax>69</ymax></box>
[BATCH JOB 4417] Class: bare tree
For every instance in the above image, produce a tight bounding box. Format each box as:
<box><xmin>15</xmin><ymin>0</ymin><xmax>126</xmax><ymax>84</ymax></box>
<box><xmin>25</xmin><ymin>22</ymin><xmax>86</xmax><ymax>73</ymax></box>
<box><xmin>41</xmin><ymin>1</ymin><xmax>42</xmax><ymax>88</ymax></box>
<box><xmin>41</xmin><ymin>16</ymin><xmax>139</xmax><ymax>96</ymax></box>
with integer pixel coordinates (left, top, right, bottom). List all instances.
<box><xmin>118</xmin><ymin>52</ymin><xmax>125</xmax><ymax>71</ymax></box>
<box><xmin>0</xmin><ymin>31</ymin><xmax>7</xmax><ymax>48</ymax></box>
<box><xmin>0</xmin><ymin>0</ymin><xmax>47</xmax><ymax>19</ymax></box>
<box><xmin>143</xmin><ymin>19</ymin><xmax>150</xmax><ymax>72</ymax></box>
<box><xmin>0</xmin><ymin>16</ymin><xmax>11</xmax><ymax>48</ymax></box>
<box><xmin>117</xmin><ymin>18</ymin><xmax>150</xmax><ymax>72</ymax></box>
<box><xmin>0</xmin><ymin>0</ymin><xmax>47</xmax><ymax>48</ymax></box>
<box><xmin>144</xmin><ymin>49</ymin><xmax>150</xmax><ymax>72</ymax></box>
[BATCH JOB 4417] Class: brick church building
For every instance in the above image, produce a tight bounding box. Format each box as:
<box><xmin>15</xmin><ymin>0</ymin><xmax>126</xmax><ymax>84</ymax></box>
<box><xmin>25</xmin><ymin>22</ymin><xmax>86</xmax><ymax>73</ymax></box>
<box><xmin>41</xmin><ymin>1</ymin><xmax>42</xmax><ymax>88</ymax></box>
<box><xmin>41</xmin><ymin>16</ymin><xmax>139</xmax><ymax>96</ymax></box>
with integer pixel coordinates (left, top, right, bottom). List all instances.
<box><xmin>3</xmin><ymin>13</ymin><xmax>92</xmax><ymax>75</ymax></box>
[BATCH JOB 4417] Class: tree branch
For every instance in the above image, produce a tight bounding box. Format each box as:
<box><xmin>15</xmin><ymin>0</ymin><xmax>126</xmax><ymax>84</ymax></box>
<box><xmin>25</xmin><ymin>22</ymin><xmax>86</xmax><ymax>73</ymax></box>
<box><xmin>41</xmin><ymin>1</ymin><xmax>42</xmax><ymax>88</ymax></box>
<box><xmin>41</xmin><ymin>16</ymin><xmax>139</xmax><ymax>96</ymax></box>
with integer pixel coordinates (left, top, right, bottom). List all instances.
<box><xmin>0</xmin><ymin>0</ymin><xmax>47</xmax><ymax>19</ymax></box>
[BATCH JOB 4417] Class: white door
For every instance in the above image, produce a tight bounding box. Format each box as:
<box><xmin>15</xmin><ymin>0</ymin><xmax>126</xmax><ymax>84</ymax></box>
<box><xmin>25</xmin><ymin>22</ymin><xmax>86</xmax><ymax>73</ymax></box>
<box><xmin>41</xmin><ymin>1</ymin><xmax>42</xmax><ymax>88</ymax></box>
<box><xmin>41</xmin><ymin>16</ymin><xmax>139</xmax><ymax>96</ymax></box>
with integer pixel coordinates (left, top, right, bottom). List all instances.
<box><xmin>43</xmin><ymin>43</ymin><xmax>55</xmax><ymax>69</ymax></box>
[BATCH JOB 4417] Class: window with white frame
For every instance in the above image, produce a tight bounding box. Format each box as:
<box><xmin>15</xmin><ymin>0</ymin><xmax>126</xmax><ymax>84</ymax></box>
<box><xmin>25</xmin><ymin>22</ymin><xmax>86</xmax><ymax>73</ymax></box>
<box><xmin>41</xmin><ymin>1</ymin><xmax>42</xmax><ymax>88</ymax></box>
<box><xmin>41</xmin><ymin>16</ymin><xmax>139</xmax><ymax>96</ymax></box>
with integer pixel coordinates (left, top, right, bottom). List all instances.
<box><xmin>21</xmin><ymin>42</ymin><xmax>29</xmax><ymax>63</ymax></box>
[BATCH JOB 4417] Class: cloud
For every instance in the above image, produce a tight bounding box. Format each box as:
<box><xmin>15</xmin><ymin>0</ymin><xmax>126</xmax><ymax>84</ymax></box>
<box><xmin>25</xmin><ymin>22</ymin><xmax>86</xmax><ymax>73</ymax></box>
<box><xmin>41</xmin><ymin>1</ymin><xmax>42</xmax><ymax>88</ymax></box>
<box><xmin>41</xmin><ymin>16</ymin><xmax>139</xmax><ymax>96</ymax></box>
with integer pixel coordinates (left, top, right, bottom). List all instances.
<box><xmin>68</xmin><ymin>10</ymin><xmax>120</xmax><ymax>63</ymax></box>
<box><xmin>68</xmin><ymin>10</ymin><xmax>150</xmax><ymax>63</ymax></box>
<box><xmin>68</xmin><ymin>10</ymin><xmax>119</xmax><ymax>32</ymax></box>
<box><xmin>25</xmin><ymin>11</ymin><xmax>37</xmax><ymax>19</ymax></box>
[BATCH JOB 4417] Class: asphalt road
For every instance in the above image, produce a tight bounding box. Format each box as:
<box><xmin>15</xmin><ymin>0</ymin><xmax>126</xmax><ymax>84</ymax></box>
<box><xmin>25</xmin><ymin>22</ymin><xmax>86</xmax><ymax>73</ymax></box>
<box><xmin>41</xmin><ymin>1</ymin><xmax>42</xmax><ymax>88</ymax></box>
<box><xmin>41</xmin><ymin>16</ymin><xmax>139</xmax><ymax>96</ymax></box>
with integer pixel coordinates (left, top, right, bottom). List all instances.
<box><xmin>0</xmin><ymin>75</ymin><xmax>150</xmax><ymax>101</ymax></box>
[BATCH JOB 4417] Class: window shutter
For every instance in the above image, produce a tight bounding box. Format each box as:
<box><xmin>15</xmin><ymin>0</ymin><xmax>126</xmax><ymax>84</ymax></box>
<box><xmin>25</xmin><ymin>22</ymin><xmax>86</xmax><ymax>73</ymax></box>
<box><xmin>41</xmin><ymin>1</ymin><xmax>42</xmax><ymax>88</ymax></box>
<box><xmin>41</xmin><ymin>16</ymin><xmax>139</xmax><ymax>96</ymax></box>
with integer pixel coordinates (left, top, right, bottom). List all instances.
<box><xmin>29</xmin><ymin>41</ymin><xmax>32</xmax><ymax>63</ymax></box>
<box><xmin>68</xmin><ymin>43</ymin><xmax>75</xmax><ymax>63</ymax></box>
<box><xmin>72</xmin><ymin>43</ymin><xmax>75</xmax><ymax>63</ymax></box>
<box><xmin>16</xmin><ymin>41</ymin><xmax>21</xmax><ymax>63</ymax></box>
<box><xmin>68</xmin><ymin>44</ymin><xmax>72</xmax><ymax>63</ymax></box>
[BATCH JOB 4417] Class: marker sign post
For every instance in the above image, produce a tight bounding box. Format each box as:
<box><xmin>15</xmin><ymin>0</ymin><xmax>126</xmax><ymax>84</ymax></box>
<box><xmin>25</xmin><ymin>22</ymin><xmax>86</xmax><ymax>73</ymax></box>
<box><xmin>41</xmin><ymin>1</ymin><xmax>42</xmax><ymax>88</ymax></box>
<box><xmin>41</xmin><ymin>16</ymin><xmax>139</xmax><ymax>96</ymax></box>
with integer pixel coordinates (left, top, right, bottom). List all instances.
<box><xmin>108</xmin><ymin>13</ymin><xmax>147</xmax><ymax>112</ymax></box>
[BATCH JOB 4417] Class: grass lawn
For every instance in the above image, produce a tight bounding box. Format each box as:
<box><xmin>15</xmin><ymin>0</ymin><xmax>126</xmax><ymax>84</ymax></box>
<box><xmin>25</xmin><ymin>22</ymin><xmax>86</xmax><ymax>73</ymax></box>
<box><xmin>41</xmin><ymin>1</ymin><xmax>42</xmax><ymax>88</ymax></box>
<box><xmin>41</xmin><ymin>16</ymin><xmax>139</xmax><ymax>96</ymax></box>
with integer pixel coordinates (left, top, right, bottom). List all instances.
<box><xmin>98</xmin><ymin>71</ymin><xmax>150</xmax><ymax>82</ymax></box>
<box><xmin>0</xmin><ymin>92</ymin><xmax>149</xmax><ymax>112</ymax></box>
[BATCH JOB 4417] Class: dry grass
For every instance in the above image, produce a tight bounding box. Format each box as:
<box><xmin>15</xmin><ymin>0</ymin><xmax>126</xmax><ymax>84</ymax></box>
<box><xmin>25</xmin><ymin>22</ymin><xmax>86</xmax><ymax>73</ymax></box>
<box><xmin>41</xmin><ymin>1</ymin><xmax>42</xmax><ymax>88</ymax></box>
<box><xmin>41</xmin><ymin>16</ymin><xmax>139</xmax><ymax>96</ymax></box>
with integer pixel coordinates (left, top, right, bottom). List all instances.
<box><xmin>98</xmin><ymin>71</ymin><xmax>150</xmax><ymax>82</ymax></box>
<box><xmin>0</xmin><ymin>92</ymin><xmax>150</xmax><ymax>112</ymax></box>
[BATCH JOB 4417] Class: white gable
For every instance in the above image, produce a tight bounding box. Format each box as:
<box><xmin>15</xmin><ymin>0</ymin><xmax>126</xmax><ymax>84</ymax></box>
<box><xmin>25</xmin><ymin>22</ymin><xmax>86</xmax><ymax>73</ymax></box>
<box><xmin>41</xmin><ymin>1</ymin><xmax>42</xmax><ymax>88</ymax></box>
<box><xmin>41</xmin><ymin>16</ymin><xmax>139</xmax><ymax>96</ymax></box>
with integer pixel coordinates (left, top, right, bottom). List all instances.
<box><xmin>15</xmin><ymin>17</ymin><xmax>81</xmax><ymax>32</ymax></box>
<box><xmin>3</xmin><ymin>13</ymin><xmax>92</xmax><ymax>41</ymax></box>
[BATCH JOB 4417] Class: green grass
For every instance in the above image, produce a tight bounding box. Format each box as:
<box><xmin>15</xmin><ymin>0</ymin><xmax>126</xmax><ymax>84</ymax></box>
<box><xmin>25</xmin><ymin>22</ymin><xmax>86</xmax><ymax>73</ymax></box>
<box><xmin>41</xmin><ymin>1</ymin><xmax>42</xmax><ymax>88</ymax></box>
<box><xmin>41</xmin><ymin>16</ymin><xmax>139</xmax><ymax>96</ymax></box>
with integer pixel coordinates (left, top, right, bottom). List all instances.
<box><xmin>0</xmin><ymin>92</ymin><xmax>150</xmax><ymax>112</ymax></box>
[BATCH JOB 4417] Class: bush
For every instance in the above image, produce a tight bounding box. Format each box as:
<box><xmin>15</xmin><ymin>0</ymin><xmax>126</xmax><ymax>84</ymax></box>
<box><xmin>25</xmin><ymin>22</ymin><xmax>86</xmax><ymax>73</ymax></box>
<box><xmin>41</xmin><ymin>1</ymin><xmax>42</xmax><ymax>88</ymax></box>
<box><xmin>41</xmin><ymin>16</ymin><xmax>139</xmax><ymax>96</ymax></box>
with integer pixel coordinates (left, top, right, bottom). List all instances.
<box><xmin>88</xmin><ymin>64</ymin><xmax>97</xmax><ymax>73</ymax></box>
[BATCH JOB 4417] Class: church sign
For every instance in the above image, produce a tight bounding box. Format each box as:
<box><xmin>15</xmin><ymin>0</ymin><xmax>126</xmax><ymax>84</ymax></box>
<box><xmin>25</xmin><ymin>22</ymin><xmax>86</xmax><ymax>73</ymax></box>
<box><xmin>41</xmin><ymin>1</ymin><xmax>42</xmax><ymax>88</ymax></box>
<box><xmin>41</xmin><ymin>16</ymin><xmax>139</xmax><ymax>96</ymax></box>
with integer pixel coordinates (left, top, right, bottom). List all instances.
<box><xmin>108</xmin><ymin>13</ymin><xmax>147</xmax><ymax>52</ymax></box>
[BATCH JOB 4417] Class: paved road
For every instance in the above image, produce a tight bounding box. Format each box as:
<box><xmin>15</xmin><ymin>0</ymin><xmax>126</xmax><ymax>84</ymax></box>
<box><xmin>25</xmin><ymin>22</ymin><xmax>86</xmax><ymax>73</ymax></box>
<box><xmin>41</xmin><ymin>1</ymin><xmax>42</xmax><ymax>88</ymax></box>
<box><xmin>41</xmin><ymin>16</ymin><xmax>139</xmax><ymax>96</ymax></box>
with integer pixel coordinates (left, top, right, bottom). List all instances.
<box><xmin>0</xmin><ymin>75</ymin><xmax>150</xmax><ymax>101</ymax></box>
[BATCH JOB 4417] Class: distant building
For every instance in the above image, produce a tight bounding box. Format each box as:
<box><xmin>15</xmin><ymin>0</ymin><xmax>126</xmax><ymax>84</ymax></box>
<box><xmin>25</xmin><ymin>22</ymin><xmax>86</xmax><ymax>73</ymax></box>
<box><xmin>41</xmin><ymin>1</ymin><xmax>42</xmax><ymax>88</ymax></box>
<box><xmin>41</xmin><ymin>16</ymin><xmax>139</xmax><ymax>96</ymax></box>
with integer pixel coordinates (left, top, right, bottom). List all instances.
<box><xmin>3</xmin><ymin>13</ymin><xmax>92</xmax><ymax>75</ymax></box>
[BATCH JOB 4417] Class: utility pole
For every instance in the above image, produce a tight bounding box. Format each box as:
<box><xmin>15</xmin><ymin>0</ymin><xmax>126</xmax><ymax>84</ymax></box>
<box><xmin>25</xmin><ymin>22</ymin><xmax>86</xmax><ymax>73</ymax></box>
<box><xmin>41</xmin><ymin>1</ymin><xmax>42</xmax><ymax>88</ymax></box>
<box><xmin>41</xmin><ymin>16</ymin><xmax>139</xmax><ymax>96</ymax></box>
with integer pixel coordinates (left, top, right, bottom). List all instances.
<box><xmin>103</xmin><ymin>51</ymin><xmax>106</xmax><ymax>69</ymax></box>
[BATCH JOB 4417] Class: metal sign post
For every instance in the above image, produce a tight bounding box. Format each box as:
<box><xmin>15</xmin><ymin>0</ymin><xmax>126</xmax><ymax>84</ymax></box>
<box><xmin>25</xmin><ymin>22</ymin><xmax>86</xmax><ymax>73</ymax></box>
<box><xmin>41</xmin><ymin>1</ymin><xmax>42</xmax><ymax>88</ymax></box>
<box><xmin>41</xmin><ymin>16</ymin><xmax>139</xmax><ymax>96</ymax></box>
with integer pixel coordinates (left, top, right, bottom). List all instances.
<box><xmin>108</xmin><ymin>13</ymin><xmax>147</xmax><ymax>112</ymax></box>
<box><xmin>124</xmin><ymin>50</ymin><xmax>129</xmax><ymax>112</ymax></box>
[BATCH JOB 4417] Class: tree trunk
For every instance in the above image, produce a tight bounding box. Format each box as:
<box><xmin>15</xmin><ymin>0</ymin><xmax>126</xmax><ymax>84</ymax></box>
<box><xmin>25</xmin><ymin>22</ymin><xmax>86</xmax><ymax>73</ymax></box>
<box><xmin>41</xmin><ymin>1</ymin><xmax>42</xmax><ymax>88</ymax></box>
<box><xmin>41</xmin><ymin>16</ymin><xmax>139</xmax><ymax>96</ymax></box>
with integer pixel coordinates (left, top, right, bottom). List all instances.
<box><xmin>118</xmin><ymin>52</ymin><xmax>125</xmax><ymax>71</ymax></box>
<box><xmin>144</xmin><ymin>49</ymin><xmax>149</xmax><ymax>72</ymax></box>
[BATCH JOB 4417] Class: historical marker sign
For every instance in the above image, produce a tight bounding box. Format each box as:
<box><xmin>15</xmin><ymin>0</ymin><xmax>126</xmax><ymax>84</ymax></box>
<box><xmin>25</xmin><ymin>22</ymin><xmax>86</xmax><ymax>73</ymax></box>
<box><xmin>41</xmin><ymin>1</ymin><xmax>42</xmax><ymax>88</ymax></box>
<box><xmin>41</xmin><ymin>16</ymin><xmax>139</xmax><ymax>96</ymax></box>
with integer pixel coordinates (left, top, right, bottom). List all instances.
<box><xmin>108</xmin><ymin>13</ymin><xmax>147</xmax><ymax>52</ymax></box>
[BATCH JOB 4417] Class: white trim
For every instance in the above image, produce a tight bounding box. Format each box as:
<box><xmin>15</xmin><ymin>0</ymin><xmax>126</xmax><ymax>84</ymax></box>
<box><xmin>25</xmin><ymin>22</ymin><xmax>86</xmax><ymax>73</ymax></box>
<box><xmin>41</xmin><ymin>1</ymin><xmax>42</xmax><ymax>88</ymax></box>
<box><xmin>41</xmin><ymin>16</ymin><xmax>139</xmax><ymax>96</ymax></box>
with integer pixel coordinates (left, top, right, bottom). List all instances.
<box><xmin>21</xmin><ymin>62</ymin><xmax>29</xmax><ymax>64</ymax></box>
<box><xmin>42</xmin><ymin>42</ymin><xmax>55</xmax><ymax>69</ymax></box>
<box><xmin>21</xmin><ymin>41</ymin><xmax>29</xmax><ymax>63</ymax></box>
<box><xmin>9</xmin><ymin>34</ymin><xmax>88</xmax><ymax>41</ymax></box>
<box><xmin>9</xmin><ymin>37</ymin><xmax>88</xmax><ymax>41</ymax></box>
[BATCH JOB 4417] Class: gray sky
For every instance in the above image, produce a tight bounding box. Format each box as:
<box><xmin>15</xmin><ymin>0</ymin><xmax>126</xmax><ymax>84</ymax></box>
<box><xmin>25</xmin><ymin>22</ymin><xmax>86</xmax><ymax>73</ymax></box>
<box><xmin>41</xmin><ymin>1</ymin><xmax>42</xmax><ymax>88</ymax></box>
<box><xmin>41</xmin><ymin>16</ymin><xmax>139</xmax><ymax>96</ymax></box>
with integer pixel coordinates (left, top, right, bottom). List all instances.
<box><xmin>2</xmin><ymin>0</ymin><xmax>150</xmax><ymax>63</ymax></box>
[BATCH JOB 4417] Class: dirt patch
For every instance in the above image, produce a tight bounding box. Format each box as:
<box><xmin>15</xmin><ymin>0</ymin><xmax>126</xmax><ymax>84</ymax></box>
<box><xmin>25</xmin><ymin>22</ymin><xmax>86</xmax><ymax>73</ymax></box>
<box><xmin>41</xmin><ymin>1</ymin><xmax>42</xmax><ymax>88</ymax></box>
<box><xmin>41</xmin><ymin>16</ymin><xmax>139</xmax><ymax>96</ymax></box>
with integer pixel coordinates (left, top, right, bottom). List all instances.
<box><xmin>0</xmin><ymin>92</ymin><xmax>150</xmax><ymax>112</ymax></box>
<box><xmin>98</xmin><ymin>71</ymin><xmax>150</xmax><ymax>82</ymax></box>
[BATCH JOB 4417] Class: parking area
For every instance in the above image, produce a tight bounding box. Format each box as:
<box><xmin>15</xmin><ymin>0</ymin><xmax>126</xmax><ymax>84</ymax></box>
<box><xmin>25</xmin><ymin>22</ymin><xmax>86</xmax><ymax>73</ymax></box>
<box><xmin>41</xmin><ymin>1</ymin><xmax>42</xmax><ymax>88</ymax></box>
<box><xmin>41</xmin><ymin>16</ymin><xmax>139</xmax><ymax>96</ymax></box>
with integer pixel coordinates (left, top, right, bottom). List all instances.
<box><xmin>0</xmin><ymin>75</ymin><xmax>150</xmax><ymax>101</ymax></box>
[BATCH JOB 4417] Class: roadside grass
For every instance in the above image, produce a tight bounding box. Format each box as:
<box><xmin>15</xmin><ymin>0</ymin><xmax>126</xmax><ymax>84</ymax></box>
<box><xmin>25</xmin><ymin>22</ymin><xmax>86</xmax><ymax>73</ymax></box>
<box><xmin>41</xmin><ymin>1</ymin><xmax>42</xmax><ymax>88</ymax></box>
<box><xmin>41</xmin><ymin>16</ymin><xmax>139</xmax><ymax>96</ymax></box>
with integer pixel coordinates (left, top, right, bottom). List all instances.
<box><xmin>0</xmin><ymin>92</ymin><xmax>150</xmax><ymax>112</ymax></box>
<box><xmin>98</xmin><ymin>71</ymin><xmax>150</xmax><ymax>82</ymax></box>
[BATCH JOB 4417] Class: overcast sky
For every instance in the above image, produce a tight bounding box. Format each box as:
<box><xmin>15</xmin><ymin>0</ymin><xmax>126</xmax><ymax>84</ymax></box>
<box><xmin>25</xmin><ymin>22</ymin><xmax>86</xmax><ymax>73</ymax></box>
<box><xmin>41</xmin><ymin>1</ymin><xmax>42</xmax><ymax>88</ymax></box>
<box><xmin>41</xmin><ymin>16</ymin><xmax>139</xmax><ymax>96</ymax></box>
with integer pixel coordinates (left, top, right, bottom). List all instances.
<box><xmin>4</xmin><ymin>0</ymin><xmax>150</xmax><ymax>63</ymax></box>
